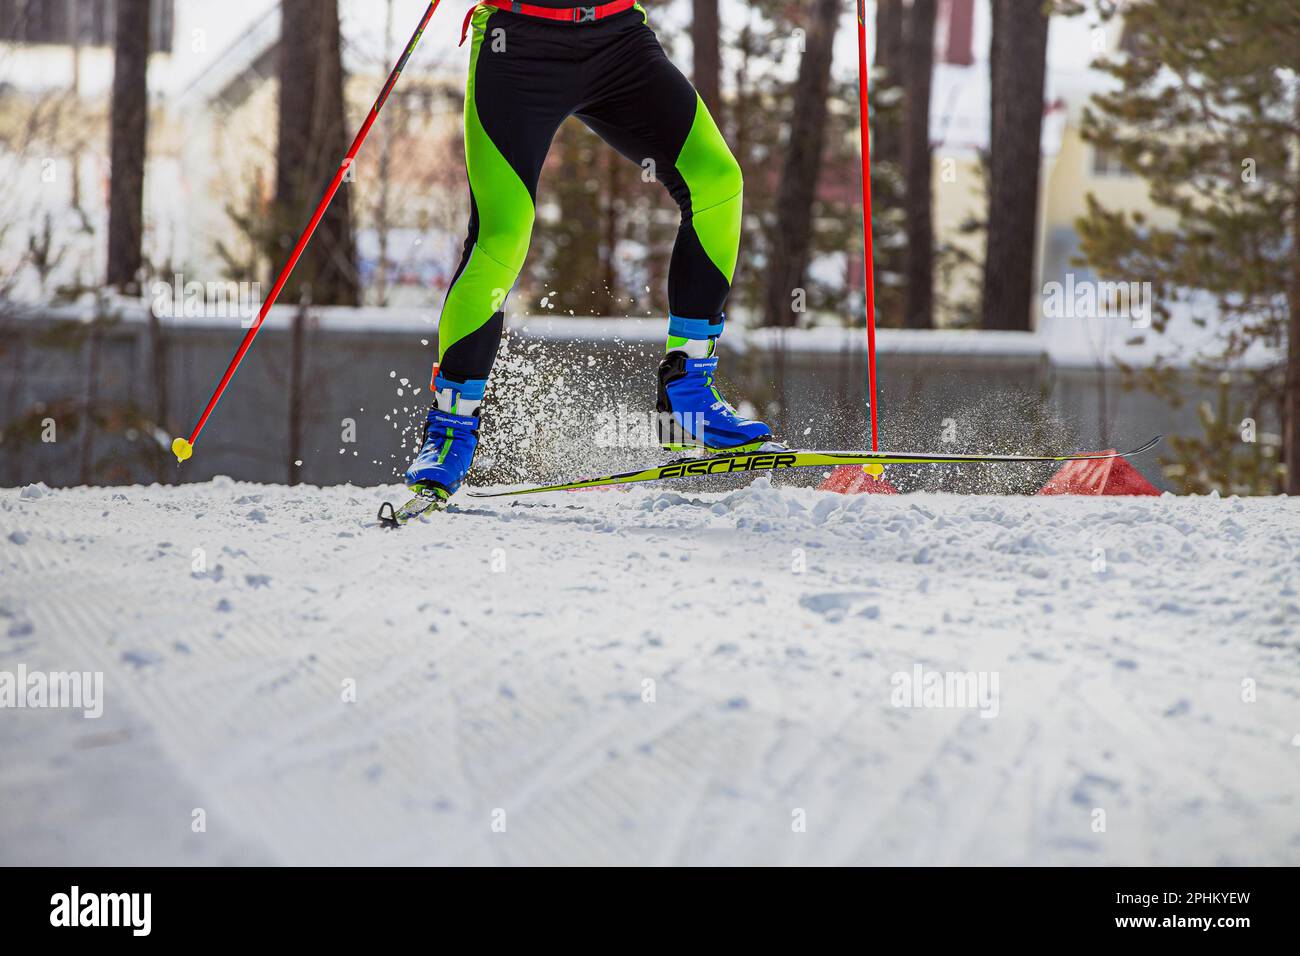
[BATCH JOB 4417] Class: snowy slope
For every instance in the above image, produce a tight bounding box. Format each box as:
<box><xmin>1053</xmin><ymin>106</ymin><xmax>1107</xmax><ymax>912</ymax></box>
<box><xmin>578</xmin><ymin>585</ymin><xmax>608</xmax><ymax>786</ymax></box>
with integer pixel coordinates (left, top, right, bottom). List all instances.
<box><xmin>1</xmin><ymin>478</ymin><xmax>1298</xmax><ymax>866</ymax></box>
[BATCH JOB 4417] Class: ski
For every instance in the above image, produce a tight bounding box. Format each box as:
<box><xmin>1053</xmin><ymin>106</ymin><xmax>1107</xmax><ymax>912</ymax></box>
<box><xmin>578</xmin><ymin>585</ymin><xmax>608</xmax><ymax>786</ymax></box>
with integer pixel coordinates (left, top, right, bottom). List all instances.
<box><xmin>465</xmin><ymin>437</ymin><xmax>1162</xmax><ymax>499</ymax></box>
<box><xmin>377</xmin><ymin>488</ymin><xmax>448</xmax><ymax>528</ymax></box>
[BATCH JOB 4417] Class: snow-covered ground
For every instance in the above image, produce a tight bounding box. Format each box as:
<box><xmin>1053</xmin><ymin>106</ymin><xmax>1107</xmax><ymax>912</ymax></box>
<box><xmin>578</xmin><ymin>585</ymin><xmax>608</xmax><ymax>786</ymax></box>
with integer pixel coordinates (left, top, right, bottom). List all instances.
<box><xmin>2</xmin><ymin>478</ymin><xmax>1298</xmax><ymax>866</ymax></box>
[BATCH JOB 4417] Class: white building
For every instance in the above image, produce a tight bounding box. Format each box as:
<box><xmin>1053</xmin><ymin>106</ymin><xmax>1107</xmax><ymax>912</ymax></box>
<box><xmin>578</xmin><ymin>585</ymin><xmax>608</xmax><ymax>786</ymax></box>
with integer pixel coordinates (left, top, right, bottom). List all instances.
<box><xmin>0</xmin><ymin>0</ymin><xmax>465</xmax><ymax>303</ymax></box>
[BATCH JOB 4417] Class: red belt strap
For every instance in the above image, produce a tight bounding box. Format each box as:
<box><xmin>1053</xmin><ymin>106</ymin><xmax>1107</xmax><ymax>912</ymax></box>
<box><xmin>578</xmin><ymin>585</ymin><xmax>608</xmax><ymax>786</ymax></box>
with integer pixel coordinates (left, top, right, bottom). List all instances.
<box><xmin>461</xmin><ymin>0</ymin><xmax>636</xmax><ymax>45</ymax></box>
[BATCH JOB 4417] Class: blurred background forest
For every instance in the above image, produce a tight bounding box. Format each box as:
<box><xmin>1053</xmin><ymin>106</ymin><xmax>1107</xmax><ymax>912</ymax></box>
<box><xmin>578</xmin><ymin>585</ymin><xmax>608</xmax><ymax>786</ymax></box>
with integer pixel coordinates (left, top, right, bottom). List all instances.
<box><xmin>0</xmin><ymin>0</ymin><xmax>1296</xmax><ymax>494</ymax></box>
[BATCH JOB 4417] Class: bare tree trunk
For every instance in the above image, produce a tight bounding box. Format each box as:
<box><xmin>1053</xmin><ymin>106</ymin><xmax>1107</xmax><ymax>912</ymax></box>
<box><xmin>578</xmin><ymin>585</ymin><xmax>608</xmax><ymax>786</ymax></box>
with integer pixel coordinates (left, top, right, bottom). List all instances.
<box><xmin>375</xmin><ymin>0</ymin><xmax>396</xmax><ymax>307</ymax></box>
<box><xmin>902</xmin><ymin>0</ymin><xmax>936</xmax><ymax>330</ymax></box>
<box><xmin>69</xmin><ymin>0</ymin><xmax>84</xmax><ymax>215</ymax></box>
<box><xmin>731</xmin><ymin>16</ymin><xmax>754</xmax><ymax>184</ymax></box>
<box><xmin>982</xmin><ymin>0</ymin><xmax>1050</xmax><ymax>332</ymax></box>
<box><xmin>692</xmin><ymin>0</ymin><xmax>721</xmax><ymax>119</ymax></box>
<box><xmin>873</xmin><ymin>0</ymin><xmax>905</xmax><ymax>165</ymax></box>
<box><xmin>106</xmin><ymin>0</ymin><xmax>150</xmax><ymax>293</ymax></box>
<box><xmin>276</xmin><ymin>0</ymin><xmax>359</xmax><ymax>306</ymax></box>
<box><xmin>763</xmin><ymin>0</ymin><xmax>840</xmax><ymax>328</ymax></box>
<box><xmin>1285</xmin><ymin>84</ymin><xmax>1300</xmax><ymax>495</ymax></box>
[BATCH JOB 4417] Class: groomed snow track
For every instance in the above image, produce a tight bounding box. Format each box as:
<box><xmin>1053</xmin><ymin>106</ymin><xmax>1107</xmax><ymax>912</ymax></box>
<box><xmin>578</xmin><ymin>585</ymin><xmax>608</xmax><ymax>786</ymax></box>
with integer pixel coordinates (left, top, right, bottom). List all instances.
<box><xmin>2</xmin><ymin>478</ymin><xmax>1297</xmax><ymax>865</ymax></box>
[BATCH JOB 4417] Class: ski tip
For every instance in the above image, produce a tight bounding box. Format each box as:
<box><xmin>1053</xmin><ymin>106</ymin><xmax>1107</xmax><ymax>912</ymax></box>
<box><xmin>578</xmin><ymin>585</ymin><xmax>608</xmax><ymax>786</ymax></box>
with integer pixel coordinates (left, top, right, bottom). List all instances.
<box><xmin>172</xmin><ymin>437</ymin><xmax>194</xmax><ymax>464</ymax></box>
<box><xmin>378</xmin><ymin>487</ymin><xmax>449</xmax><ymax>527</ymax></box>
<box><xmin>377</xmin><ymin>502</ymin><xmax>400</xmax><ymax>529</ymax></box>
<box><xmin>1125</xmin><ymin>436</ymin><xmax>1162</xmax><ymax>457</ymax></box>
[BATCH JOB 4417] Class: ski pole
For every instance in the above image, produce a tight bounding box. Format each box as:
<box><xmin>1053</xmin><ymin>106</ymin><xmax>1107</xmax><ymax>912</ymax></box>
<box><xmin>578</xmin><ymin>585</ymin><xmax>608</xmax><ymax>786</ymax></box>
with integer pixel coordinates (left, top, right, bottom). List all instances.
<box><xmin>172</xmin><ymin>0</ymin><xmax>443</xmax><ymax>464</ymax></box>
<box><xmin>855</xmin><ymin>0</ymin><xmax>881</xmax><ymax>461</ymax></box>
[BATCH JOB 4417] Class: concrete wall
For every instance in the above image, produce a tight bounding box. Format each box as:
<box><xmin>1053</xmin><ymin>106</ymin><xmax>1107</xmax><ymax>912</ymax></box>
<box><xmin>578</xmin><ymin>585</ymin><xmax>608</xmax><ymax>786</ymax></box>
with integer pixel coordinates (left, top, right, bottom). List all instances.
<box><xmin>1</xmin><ymin>306</ymin><xmax>1251</xmax><ymax>492</ymax></box>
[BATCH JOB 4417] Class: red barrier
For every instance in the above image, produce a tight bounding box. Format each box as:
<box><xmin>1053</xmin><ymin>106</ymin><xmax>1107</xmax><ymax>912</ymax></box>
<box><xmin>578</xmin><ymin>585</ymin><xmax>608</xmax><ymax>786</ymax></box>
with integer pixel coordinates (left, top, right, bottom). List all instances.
<box><xmin>1037</xmin><ymin>451</ymin><xmax>1161</xmax><ymax>496</ymax></box>
<box><xmin>818</xmin><ymin>467</ymin><xmax>901</xmax><ymax>495</ymax></box>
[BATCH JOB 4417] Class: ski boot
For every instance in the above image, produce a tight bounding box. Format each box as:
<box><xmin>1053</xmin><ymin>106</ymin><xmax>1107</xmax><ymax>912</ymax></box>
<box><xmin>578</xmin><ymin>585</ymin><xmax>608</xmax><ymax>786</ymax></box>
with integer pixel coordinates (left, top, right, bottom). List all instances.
<box><xmin>403</xmin><ymin>374</ymin><xmax>485</xmax><ymax>501</ymax></box>
<box><xmin>657</xmin><ymin>315</ymin><xmax>773</xmax><ymax>452</ymax></box>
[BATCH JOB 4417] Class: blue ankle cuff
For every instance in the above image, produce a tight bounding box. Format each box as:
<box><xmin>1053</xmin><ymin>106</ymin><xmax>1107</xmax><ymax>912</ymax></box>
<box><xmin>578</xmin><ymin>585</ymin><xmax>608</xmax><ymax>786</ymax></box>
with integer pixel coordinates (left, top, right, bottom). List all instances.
<box><xmin>434</xmin><ymin>375</ymin><xmax>487</xmax><ymax>400</ymax></box>
<box><xmin>668</xmin><ymin>314</ymin><xmax>725</xmax><ymax>340</ymax></box>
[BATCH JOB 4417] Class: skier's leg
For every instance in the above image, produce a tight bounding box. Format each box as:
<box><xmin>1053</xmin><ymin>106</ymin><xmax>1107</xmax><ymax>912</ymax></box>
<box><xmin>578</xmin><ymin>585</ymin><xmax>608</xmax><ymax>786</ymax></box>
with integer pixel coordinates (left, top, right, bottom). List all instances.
<box><xmin>436</xmin><ymin>6</ymin><xmax>571</xmax><ymax>391</ymax></box>
<box><xmin>576</xmin><ymin>16</ymin><xmax>770</xmax><ymax>450</ymax></box>
<box><xmin>407</xmin><ymin>9</ymin><xmax>574</xmax><ymax>494</ymax></box>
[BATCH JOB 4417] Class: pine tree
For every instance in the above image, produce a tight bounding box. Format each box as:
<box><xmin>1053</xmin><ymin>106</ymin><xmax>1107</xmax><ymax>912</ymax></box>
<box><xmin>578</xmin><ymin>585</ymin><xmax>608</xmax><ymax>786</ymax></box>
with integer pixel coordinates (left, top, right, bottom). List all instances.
<box><xmin>692</xmin><ymin>0</ymin><xmax>722</xmax><ymax>117</ymax></box>
<box><xmin>764</xmin><ymin>0</ymin><xmax>842</xmax><ymax>328</ymax></box>
<box><xmin>274</xmin><ymin>0</ymin><xmax>358</xmax><ymax>306</ymax></box>
<box><xmin>872</xmin><ymin>0</ymin><xmax>905</xmax><ymax>167</ymax></box>
<box><xmin>1070</xmin><ymin>0</ymin><xmax>1299</xmax><ymax>493</ymax></box>
<box><xmin>901</xmin><ymin>0</ymin><xmax>936</xmax><ymax>329</ymax></box>
<box><xmin>982</xmin><ymin>0</ymin><xmax>1050</xmax><ymax>332</ymax></box>
<box><xmin>107</xmin><ymin>0</ymin><xmax>150</xmax><ymax>294</ymax></box>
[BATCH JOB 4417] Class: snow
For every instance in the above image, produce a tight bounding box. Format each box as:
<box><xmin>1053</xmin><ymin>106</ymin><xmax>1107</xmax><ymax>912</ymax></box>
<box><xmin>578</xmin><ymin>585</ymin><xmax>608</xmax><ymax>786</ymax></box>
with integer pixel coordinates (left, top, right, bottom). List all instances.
<box><xmin>2</xmin><ymin>478</ymin><xmax>1298</xmax><ymax>865</ymax></box>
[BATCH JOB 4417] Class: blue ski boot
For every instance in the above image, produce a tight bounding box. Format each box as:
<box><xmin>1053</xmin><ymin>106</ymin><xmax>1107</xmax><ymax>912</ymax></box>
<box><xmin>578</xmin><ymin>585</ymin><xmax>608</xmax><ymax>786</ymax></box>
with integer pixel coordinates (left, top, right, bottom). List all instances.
<box><xmin>403</xmin><ymin>374</ymin><xmax>485</xmax><ymax>499</ymax></box>
<box><xmin>657</xmin><ymin>315</ymin><xmax>772</xmax><ymax>452</ymax></box>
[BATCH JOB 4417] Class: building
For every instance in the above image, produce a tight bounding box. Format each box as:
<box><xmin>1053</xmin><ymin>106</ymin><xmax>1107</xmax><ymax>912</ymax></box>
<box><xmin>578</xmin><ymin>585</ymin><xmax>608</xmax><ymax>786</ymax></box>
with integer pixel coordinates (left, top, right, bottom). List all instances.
<box><xmin>0</xmin><ymin>0</ymin><xmax>466</xmax><ymax>305</ymax></box>
<box><xmin>925</xmin><ymin>0</ymin><xmax>1174</xmax><ymax>330</ymax></box>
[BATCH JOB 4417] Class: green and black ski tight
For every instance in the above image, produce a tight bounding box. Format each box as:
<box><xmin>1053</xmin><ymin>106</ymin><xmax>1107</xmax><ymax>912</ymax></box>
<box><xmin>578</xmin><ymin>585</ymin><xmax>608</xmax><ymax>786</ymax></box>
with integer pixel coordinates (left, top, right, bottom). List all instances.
<box><xmin>436</xmin><ymin>6</ymin><xmax>743</xmax><ymax>386</ymax></box>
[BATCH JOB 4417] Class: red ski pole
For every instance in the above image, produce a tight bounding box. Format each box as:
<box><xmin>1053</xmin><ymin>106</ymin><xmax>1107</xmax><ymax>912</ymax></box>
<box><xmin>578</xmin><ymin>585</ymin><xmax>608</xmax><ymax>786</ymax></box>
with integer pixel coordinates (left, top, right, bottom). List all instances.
<box><xmin>855</xmin><ymin>0</ymin><xmax>881</xmax><ymax>457</ymax></box>
<box><xmin>172</xmin><ymin>1</ymin><xmax>442</xmax><ymax>464</ymax></box>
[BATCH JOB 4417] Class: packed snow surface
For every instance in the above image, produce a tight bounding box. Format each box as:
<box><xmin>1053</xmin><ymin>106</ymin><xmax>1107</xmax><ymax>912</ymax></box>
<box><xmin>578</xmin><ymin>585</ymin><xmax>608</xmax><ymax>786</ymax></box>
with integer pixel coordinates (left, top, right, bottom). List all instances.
<box><xmin>2</xmin><ymin>478</ymin><xmax>1298</xmax><ymax>865</ymax></box>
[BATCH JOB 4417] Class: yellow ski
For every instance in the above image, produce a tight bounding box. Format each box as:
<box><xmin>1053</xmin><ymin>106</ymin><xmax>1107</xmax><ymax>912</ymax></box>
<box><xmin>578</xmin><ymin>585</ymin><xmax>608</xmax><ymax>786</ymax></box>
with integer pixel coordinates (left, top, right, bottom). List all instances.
<box><xmin>465</xmin><ymin>437</ymin><xmax>1161</xmax><ymax>499</ymax></box>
